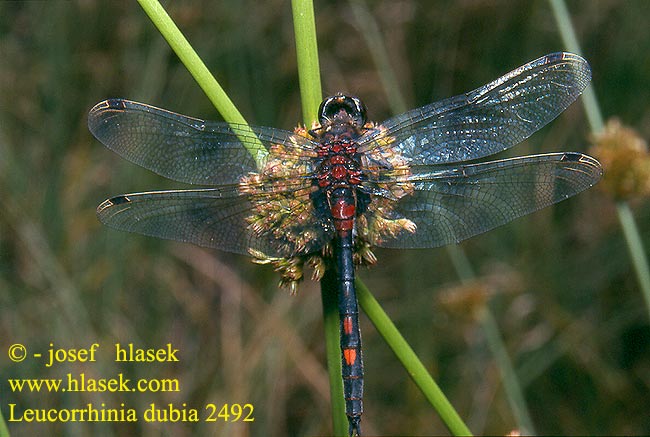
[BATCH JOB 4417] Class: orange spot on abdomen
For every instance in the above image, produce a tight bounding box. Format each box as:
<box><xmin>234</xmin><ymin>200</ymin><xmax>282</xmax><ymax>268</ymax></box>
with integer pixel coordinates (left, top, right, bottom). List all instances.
<box><xmin>343</xmin><ymin>316</ymin><xmax>353</xmax><ymax>335</ymax></box>
<box><xmin>343</xmin><ymin>348</ymin><xmax>357</xmax><ymax>366</ymax></box>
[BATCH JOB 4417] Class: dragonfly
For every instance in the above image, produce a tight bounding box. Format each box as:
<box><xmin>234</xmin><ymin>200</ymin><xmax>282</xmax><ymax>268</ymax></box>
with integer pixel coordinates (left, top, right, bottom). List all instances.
<box><xmin>89</xmin><ymin>52</ymin><xmax>602</xmax><ymax>436</ymax></box>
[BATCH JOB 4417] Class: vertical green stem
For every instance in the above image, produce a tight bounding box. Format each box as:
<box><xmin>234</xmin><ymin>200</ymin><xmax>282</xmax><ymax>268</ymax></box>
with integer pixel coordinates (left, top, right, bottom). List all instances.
<box><xmin>291</xmin><ymin>0</ymin><xmax>323</xmax><ymax>126</ymax></box>
<box><xmin>290</xmin><ymin>0</ymin><xmax>348</xmax><ymax>434</ymax></box>
<box><xmin>549</xmin><ymin>0</ymin><xmax>650</xmax><ymax>320</ymax></box>
<box><xmin>321</xmin><ymin>269</ymin><xmax>349</xmax><ymax>436</ymax></box>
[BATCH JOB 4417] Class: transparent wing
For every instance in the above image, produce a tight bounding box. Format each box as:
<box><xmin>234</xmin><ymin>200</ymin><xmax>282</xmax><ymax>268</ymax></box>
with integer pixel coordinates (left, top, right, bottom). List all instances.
<box><xmin>359</xmin><ymin>52</ymin><xmax>591</xmax><ymax>165</ymax></box>
<box><xmin>364</xmin><ymin>152</ymin><xmax>602</xmax><ymax>248</ymax></box>
<box><xmin>88</xmin><ymin>99</ymin><xmax>318</xmax><ymax>185</ymax></box>
<box><xmin>96</xmin><ymin>183</ymin><xmax>334</xmax><ymax>258</ymax></box>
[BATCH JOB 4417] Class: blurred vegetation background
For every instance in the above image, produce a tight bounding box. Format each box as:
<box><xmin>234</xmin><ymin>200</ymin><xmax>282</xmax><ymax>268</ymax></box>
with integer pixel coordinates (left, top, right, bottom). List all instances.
<box><xmin>1</xmin><ymin>0</ymin><xmax>650</xmax><ymax>435</ymax></box>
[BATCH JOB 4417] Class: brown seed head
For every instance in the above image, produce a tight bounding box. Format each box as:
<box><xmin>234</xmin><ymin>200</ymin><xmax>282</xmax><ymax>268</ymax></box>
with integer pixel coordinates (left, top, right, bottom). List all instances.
<box><xmin>589</xmin><ymin>118</ymin><xmax>650</xmax><ymax>200</ymax></box>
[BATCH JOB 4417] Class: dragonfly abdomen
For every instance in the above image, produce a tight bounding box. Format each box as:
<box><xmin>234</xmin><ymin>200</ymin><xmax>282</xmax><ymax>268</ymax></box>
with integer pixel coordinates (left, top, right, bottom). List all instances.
<box><xmin>311</xmin><ymin>96</ymin><xmax>369</xmax><ymax>436</ymax></box>
<box><xmin>332</xmin><ymin>194</ymin><xmax>364</xmax><ymax>436</ymax></box>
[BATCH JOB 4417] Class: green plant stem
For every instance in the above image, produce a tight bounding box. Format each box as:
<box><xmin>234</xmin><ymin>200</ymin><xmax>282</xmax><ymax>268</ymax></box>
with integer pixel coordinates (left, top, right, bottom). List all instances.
<box><xmin>136</xmin><ymin>0</ymin><xmax>267</xmax><ymax>167</ymax></box>
<box><xmin>291</xmin><ymin>0</ymin><xmax>322</xmax><ymax>126</ymax></box>
<box><xmin>550</xmin><ymin>0</ymin><xmax>650</xmax><ymax>320</ymax></box>
<box><xmin>321</xmin><ymin>269</ymin><xmax>348</xmax><ymax>436</ymax></box>
<box><xmin>356</xmin><ymin>280</ymin><xmax>472</xmax><ymax>436</ymax></box>
<box><xmin>290</xmin><ymin>1</ymin><xmax>348</xmax><ymax>434</ymax></box>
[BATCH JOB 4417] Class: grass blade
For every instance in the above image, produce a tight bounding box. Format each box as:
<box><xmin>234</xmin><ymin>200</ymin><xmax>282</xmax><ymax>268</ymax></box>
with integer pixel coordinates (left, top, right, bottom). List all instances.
<box><xmin>136</xmin><ymin>0</ymin><xmax>267</xmax><ymax>166</ymax></box>
<box><xmin>357</xmin><ymin>279</ymin><xmax>472</xmax><ymax>436</ymax></box>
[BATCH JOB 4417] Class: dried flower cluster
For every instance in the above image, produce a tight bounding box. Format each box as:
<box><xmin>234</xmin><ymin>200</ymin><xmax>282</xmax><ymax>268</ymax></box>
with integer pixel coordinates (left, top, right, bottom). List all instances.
<box><xmin>357</xmin><ymin>123</ymin><xmax>417</xmax><ymax>244</ymax></box>
<box><xmin>437</xmin><ymin>264</ymin><xmax>524</xmax><ymax>319</ymax></box>
<box><xmin>589</xmin><ymin>118</ymin><xmax>650</xmax><ymax>200</ymax></box>
<box><xmin>239</xmin><ymin>122</ymin><xmax>417</xmax><ymax>291</ymax></box>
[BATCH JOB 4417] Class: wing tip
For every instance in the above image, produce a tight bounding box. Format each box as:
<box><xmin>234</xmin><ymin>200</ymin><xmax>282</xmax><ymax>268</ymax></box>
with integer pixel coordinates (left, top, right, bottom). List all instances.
<box><xmin>533</xmin><ymin>52</ymin><xmax>592</xmax><ymax>89</ymax></box>
<box><xmin>88</xmin><ymin>99</ymin><xmax>131</xmax><ymax>135</ymax></box>
<box><xmin>561</xmin><ymin>152</ymin><xmax>603</xmax><ymax>176</ymax></box>
<box><xmin>89</xmin><ymin>98</ymin><xmax>127</xmax><ymax>115</ymax></box>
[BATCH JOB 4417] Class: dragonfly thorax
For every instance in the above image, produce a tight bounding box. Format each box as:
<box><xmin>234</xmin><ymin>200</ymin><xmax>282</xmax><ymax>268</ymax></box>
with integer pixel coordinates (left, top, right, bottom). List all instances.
<box><xmin>315</xmin><ymin>143</ymin><xmax>363</xmax><ymax>187</ymax></box>
<box><xmin>311</xmin><ymin>97</ymin><xmax>368</xmax><ymax>223</ymax></box>
<box><xmin>312</xmin><ymin>139</ymin><xmax>366</xmax><ymax>233</ymax></box>
<box><xmin>311</xmin><ymin>96</ymin><xmax>369</xmax><ymax>191</ymax></box>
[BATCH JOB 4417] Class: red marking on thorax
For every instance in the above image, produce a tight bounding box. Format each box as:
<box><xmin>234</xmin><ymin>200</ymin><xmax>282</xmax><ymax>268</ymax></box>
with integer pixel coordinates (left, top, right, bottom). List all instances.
<box><xmin>314</xmin><ymin>136</ymin><xmax>363</xmax><ymax>232</ymax></box>
<box><xmin>331</xmin><ymin>165</ymin><xmax>347</xmax><ymax>180</ymax></box>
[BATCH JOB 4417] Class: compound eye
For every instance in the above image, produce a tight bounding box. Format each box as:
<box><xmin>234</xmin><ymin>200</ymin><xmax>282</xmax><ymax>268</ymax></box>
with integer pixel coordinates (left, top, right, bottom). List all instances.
<box><xmin>317</xmin><ymin>96</ymin><xmax>336</xmax><ymax>124</ymax></box>
<box><xmin>350</xmin><ymin>96</ymin><xmax>368</xmax><ymax>126</ymax></box>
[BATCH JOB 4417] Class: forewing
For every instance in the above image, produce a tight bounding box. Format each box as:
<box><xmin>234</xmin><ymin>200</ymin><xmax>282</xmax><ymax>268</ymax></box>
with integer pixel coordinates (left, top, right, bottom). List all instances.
<box><xmin>365</xmin><ymin>153</ymin><xmax>602</xmax><ymax>249</ymax></box>
<box><xmin>88</xmin><ymin>99</ymin><xmax>318</xmax><ymax>185</ymax></box>
<box><xmin>96</xmin><ymin>184</ymin><xmax>333</xmax><ymax>258</ymax></box>
<box><xmin>360</xmin><ymin>52</ymin><xmax>591</xmax><ymax>165</ymax></box>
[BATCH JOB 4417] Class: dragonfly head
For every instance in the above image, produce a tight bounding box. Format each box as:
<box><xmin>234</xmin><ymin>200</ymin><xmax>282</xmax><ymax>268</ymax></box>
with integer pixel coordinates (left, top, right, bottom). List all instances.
<box><xmin>317</xmin><ymin>94</ymin><xmax>367</xmax><ymax>129</ymax></box>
